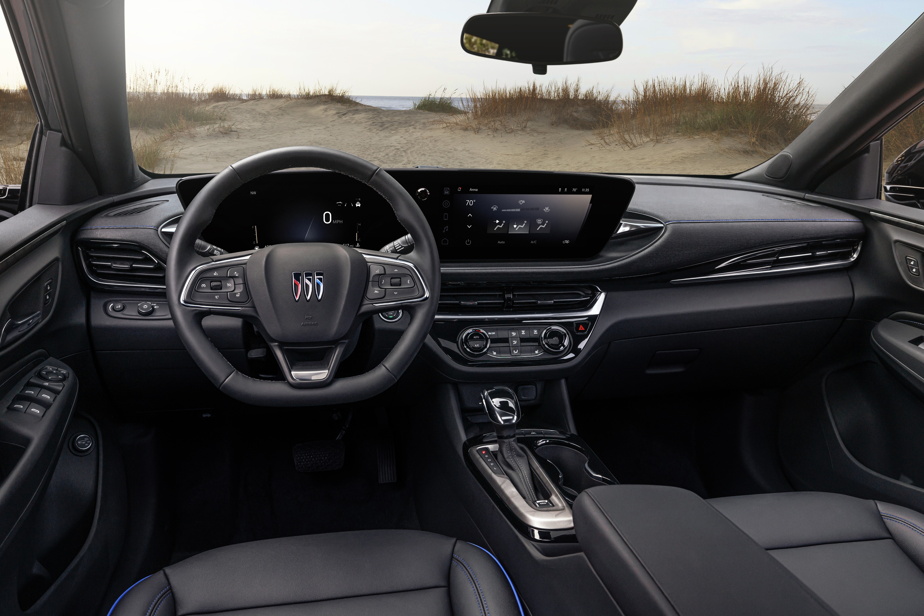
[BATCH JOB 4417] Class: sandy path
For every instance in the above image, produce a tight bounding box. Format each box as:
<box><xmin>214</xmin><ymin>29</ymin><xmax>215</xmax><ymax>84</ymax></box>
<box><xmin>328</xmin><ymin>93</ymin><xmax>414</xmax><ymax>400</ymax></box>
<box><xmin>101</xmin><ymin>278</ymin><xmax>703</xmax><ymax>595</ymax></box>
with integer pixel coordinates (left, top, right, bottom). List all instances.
<box><xmin>164</xmin><ymin>98</ymin><xmax>768</xmax><ymax>176</ymax></box>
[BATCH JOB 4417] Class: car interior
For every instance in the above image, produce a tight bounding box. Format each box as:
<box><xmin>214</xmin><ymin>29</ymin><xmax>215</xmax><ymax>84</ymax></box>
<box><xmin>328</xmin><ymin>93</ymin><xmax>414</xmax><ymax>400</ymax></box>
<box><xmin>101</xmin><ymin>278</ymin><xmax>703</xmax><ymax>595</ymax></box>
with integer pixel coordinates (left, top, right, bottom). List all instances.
<box><xmin>2</xmin><ymin>1</ymin><xmax>924</xmax><ymax>615</ymax></box>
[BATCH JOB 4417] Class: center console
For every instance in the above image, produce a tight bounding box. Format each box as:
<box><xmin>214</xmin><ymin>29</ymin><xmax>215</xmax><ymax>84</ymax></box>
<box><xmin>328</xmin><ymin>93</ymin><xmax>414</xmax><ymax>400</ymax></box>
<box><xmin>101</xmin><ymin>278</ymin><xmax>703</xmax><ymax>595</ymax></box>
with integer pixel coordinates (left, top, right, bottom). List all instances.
<box><xmin>464</xmin><ymin>385</ymin><xmax>617</xmax><ymax>542</ymax></box>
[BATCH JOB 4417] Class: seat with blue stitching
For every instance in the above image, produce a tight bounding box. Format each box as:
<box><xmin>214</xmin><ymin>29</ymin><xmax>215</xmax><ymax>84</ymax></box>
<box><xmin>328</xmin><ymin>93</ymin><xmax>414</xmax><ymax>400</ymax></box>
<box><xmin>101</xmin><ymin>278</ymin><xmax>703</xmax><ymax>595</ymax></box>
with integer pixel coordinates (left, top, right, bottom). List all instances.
<box><xmin>108</xmin><ymin>529</ymin><xmax>523</xmax><ymax>616</ymax></box>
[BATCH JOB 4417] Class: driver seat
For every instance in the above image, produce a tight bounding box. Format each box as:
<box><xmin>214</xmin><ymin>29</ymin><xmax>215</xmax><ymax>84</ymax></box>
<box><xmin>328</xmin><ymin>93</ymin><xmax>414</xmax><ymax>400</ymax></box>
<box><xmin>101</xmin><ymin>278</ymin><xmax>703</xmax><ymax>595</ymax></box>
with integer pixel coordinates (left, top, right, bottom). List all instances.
<box><xmin>107</xmin><ymin>530</ymin><xmax>523</xmax><ymax>616</ymax></box>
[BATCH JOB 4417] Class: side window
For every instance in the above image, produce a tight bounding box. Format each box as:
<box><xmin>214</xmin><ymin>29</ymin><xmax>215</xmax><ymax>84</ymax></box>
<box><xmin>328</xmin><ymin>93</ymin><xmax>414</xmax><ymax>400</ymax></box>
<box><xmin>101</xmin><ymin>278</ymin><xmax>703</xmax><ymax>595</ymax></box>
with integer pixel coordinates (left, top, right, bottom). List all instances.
<box><xmin>0</xmin><ymin>19</ymin><xmax>36</xmax><ymax>220</ymax></box>
<box><xmin>883</xmin><ymin>106</ymin><xmax>924</xmax><ymax>207</ymax></box>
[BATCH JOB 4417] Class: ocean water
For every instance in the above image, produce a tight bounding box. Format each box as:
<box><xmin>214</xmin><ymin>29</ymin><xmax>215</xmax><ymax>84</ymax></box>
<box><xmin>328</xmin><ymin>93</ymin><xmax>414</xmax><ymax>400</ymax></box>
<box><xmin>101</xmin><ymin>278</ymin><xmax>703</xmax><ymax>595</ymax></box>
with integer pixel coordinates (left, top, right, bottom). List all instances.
<box><xmin>353</xmin><ymin>95</ymin><xmax>469</xmax><ymax>111</ymax></box>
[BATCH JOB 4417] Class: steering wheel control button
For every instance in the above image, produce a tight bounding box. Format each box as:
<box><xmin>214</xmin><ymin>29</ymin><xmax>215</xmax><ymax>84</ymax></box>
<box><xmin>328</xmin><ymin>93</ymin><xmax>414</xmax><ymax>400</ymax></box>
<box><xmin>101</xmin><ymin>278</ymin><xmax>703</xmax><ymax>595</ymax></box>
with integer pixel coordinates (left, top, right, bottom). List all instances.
<box><xmin>228</xmin><ymin>286</ymin><xmax>250</xmax><ymax>303</ymax></box>
<box><xmin>460</xmin><ymin>328</ymin><xmax>490</xmax><ymax>356</ymax></box>
<box><xmin>379</xmin><ymin>310</ymin><xmax>403</xmax><ymax>323</ymax></box>
<box><xmin>386</xmin><ymin>288</ymin><xmax>417</xmax><ymax>300</ymax></box>
<box><xmin>366</xmin><ymin>283</ymin><xmax>386</xmax><ymax>300</ymax></box>
<box><xmin>70</xmin><ymin>433</ymin><xmax>95</xmax><ymax>456</ymax></box>
<box><xmin>192</xmin><ymin>291</ymin><xmax>233</xmax><ymax>305</ymax></box>
<box><xmin>202</xmin><ymin>267</ymin><xmax>229</xmax><ymax>278</ymax></box>
<box><xmin>368</xmin><ymin>264</ymin><xmax>386</xmax><ymax>278</ymax></box>
<box><xmin>540</xmin><ymin>326</ymin><xmax>571</xmax><ymax>354</ymax></box>
<box><xmin>227</xmin><ymin>266</ymin><xmax>245</xmax><ymax>279</ymax></box>
<box><xmin>137</xmin><ymin>301</ymin><xmax>155</xmax><ymax>317</ymax></box>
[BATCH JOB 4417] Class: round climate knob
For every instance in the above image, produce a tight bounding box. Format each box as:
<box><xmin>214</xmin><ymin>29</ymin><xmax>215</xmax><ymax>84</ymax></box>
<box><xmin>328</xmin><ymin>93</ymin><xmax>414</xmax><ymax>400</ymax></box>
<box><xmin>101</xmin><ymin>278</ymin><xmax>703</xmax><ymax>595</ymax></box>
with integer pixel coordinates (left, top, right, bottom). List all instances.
<box><xmin>540</xmin><ymin>326</ymin><xmax>571</xmax><ymax>354</ymax></box>
<box><xmin>460</xmin><ymin>328</ymin><xmax>490</xmax><ymax>356</ymax></box>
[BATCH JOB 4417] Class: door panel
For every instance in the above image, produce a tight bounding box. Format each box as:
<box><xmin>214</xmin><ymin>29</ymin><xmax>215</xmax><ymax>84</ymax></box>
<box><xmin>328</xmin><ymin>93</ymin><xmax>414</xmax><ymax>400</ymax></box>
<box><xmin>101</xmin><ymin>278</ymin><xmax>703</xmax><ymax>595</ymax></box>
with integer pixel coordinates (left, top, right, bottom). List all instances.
<box><xmin>0</xmin><ymin>203</ymin><xmax>123</xmax><ymax>615</ymax></box>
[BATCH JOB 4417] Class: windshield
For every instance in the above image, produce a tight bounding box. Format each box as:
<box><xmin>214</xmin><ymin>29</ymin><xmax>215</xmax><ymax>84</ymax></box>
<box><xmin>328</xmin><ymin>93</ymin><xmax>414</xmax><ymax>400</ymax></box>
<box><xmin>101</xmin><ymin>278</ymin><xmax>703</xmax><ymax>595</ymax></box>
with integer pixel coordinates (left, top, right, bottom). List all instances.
<box><xmin>123</xmin><ymin>2</ymin><xmax>922</xmax><ymax>176</ymax></box>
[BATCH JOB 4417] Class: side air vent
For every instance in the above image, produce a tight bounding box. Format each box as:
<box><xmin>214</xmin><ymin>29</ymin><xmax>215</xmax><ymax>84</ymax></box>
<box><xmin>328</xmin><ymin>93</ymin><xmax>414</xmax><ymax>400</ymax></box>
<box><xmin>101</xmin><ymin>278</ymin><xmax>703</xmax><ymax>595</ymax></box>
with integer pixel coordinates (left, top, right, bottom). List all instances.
<box><xmin>103</xmin><ymin>200</ymin><xmax>167</xmax><ymax>217</ymax></box>
<box><xmin>77</xmin><ymin>242</ymin><xmax>166</xmax><ymax>290</ymax></box>
<box><xmin>673</xmin><ymin>239</ymin><xmax>862</xmax><ymax>283</ymax></box>
<box><xmin>439</xmin><ymin>285</ymin><xmax>598</xmax><ymax>313</ymax></box>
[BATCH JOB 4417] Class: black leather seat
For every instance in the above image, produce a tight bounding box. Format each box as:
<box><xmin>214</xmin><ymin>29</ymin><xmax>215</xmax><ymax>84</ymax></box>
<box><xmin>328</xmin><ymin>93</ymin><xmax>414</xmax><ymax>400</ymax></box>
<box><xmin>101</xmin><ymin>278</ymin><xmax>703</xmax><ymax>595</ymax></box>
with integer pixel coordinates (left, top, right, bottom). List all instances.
<box><xmin>108</xmin><ymin>530</ymin><xmax>523</xmax><ymax>616</ymax></box>
<box><xmin>576</xmin><ymin>486</ymin><xmax>924</xmax><ymax>616</ymax></box>
<box><xmin>711</xmin><ymin>492</ymin><xmax>924</xmax><ymax>616</ymax></box>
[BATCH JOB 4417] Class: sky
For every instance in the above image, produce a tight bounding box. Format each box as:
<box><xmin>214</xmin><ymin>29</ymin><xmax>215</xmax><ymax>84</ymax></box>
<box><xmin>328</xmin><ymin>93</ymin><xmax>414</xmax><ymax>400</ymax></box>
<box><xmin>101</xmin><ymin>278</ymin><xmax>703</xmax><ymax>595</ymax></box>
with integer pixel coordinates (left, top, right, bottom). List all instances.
<box><xmin>0</xmin><ymin>1</ymin><xmax>921</xmax><ymax>103</ymax></box>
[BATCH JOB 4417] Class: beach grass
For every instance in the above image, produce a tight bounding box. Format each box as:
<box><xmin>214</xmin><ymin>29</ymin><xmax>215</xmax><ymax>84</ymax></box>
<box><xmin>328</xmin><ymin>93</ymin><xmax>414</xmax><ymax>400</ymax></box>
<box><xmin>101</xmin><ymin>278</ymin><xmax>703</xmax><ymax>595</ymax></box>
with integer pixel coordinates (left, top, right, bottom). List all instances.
<box><xmin>598</xmin><ymin>68</ymin><xmax>815</xmax><ymax>152</ymax></box>
<box><xmin>462</xmin><ymin>78</ymin><xmax>614</xmax><ymax>131</ymax></box>
<box><xmin>414</xmin><ymin>88</ymin><xmax>462</xmax><ymax>114</ymax></box>
<box><xmin>0</xmin><ymin>85</ymin><xmax>35</xmax><ymax>184</ymax></box>
<box><xmin>127</xmin><ymin>69</ymin><xmax>219</xmax><ymax>132</ymax></box>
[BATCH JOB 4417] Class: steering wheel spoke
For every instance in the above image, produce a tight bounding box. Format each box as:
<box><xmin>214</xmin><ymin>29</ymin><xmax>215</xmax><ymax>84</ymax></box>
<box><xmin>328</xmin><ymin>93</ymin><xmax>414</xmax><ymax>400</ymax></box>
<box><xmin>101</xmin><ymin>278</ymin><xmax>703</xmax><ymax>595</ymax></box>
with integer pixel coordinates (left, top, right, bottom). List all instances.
<box><xmin>357</xmin><ymin>250</ymin><xmax>432</xmax><ymax>318</ymax></box>
<box><xmin>267</xmin><ymin>340</ymin><xmax>349</xmax><ymax>388</ymax></box>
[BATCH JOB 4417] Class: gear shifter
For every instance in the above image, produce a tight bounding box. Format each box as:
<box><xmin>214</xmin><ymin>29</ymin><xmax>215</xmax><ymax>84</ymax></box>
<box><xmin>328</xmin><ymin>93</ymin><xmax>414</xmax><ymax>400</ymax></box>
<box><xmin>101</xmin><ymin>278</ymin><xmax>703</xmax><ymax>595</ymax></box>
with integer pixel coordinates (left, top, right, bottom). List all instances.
<box><xmin>482</xmin><ymin>387</ymin><xmax>546</xmax><ymax>508</ymax></box>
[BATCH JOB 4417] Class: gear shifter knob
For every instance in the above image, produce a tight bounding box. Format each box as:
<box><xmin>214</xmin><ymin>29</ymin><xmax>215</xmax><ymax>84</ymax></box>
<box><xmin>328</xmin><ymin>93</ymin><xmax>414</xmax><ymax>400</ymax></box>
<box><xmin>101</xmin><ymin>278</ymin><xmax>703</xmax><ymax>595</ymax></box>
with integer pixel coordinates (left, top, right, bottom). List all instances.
<box><xmin>482</xmin><ymin>386</ymin><xmax>521</xmax><ymax>439</ymax></box>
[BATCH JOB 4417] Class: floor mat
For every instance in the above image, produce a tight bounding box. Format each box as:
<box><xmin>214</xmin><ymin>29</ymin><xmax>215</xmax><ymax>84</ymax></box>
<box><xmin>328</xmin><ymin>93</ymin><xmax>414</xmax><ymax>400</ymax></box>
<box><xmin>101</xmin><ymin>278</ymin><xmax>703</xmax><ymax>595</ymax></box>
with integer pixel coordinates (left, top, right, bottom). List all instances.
<box><xmin>164</xmin><ymin>407</ymin><xmax>417</xmax><ymax>563</ymax></box>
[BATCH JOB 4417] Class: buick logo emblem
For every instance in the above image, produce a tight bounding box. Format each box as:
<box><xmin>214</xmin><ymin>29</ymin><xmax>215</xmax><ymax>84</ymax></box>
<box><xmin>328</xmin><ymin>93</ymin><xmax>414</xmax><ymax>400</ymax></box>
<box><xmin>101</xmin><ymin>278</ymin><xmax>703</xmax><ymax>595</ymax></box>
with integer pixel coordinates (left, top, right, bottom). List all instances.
<box><xmin>293</xmin><ymin>272</ymin><xmax>324</xmax><ymax>302</ymax></box>
<box><xmin>292</xmin><ymin>272</ymin><xmax>303</xmax><ymax>301</ymax></box>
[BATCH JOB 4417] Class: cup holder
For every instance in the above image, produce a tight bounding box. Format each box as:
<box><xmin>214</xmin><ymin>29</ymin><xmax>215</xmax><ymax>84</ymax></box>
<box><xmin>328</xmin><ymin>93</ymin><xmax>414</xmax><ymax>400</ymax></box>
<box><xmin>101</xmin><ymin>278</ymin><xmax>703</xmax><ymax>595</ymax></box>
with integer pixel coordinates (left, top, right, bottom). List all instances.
<box><xmin>535</xmin><ymin>442</ymin><xmax>615</xmax><ymax>503</ymax></box>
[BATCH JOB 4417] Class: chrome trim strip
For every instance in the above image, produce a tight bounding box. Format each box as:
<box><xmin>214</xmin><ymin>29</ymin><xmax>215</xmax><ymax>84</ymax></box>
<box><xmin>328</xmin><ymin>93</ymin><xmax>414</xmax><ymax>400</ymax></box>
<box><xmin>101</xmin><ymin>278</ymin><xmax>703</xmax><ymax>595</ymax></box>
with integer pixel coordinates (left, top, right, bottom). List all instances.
<box><xmin>469</xmin><ymin>443</ymin><xmax>573</xmax><ymax>532</ymax></box>
<box><xmin>871</xmin><ymin>211</ymin><xmax>924</xmax><ymax>234</ymax></box>
<box><xmin>362</xmin><ymin>253</ymin><xmax>432</xmax><ymax>308</ymax></box>
<box><xmin>179</xmin><ymin>255</ymin><xmax>253</xmax><ymax>311</ymax></box>
<box><xmin>436</xmin><ymin>292</ymin><xmax>605</xmax><ymax>321</ymax></box>
<box><xmin>614</xmin><ymin>219</ymin><xmax>664</xmax><ymax>236</ymax></box>
<box><xmin>158</xmin><ymin>215</ymin><xmax>181</xmax><ymax>246</ymax></box>
<box><xmin>671</xmin><ymin>242</ymin><xmax>862</xmax><ymax>284</ymax></box>
<box><xmin>290</xmin><ymin>368</ymin><xmax>330</xmax><ymax>382</ymax></box>
<box><xmin>78</xmin><ymin>243</ymin><xmax>167</xmax><ymax>291</ymax></box>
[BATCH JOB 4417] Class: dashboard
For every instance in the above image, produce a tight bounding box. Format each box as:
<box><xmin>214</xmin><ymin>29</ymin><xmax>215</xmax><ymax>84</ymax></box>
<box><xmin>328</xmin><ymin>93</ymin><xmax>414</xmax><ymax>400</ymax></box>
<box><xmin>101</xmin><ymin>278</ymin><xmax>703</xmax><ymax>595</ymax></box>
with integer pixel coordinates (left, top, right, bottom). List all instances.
<box><xmin>177</xmin><ymin>170</ymin><xmax>634</xmax><ymax>260</ymax></box>
<box><xmin>73</xmin><ymin>170</ymin><xmax>867</xmax><ymax>410</ymax></box>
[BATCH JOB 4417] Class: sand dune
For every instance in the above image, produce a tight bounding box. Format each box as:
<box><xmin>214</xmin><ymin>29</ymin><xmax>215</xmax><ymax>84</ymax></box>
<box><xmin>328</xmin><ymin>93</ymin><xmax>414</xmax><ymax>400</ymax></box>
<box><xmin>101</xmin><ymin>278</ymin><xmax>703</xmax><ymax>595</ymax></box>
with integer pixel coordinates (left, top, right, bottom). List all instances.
<box><xmin>163</xmin><ymin>98</ymin><xmax>769</xmax><ymax>176</ymax></box>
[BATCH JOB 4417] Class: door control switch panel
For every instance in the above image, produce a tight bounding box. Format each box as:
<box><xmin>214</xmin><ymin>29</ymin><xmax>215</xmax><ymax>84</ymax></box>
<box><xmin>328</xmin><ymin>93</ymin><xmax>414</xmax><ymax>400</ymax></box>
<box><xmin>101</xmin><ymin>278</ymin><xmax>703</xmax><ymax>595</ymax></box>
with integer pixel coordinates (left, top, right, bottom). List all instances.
<box><xmin>3</xmin><ymin>361</ymin><xmax>73</xmax><ymax>421</ymax></box>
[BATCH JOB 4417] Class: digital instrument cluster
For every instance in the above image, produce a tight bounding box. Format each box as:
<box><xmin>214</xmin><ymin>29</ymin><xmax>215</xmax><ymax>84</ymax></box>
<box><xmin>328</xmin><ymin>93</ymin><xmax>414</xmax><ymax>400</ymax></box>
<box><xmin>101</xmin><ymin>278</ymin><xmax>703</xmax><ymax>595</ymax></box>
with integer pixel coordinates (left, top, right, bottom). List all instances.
<box><xmin>177</xmin><ymin>170</ymin><xmax>634</xmax><ymax>261</ymax></box>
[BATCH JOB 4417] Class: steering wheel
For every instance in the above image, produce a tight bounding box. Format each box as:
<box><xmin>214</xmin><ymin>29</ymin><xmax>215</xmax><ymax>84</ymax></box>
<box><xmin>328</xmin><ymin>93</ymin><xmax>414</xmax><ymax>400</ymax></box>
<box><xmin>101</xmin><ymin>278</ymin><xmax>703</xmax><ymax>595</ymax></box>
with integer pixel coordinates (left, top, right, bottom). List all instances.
<box><xmin>165</xmin><ymin>147</ymin><xmax>440</xmax><ymax>407</ymax></box>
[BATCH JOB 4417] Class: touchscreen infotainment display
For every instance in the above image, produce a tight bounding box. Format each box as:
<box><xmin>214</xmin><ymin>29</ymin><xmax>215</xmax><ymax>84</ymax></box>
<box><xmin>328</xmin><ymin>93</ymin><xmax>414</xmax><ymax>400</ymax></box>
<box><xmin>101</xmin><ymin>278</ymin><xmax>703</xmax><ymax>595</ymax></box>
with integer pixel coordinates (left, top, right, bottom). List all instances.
<box><xmin>446</xmin><ymin>186</ymin><xmax>593</xmax><ymax>253</ymax></box>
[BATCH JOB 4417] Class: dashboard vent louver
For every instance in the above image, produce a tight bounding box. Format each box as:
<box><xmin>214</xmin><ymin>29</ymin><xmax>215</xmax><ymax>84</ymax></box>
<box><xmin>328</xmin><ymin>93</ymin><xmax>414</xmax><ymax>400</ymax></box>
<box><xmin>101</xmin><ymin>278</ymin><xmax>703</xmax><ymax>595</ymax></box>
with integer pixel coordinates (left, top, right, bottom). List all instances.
<box><xmin>669</xmin><ymin>238</ymin><xmax>863</xmax><ymax>283</ymax></box>
<box><xmin>78</xmin><ymin>242</ymin><xmax>166</xmax><ymax>290</ymax></box>
<box><xmin>438</xmin><ymin>288</ymin><xmax>506</xmax><ymax>312</ymax></box>
<box><xmin>439</xmin><ymin>285</ymin><xmax>597</xmax><ymax>313</ymax></box>
<box><xmin>103</xmin><ymin>200</ymin><xmax>166</xmax><ymax>217</ymax></box>
<box><xmin>716</xmin><ymin>239</ymin><xmax>861</xmax><ymax>274</ymax></box>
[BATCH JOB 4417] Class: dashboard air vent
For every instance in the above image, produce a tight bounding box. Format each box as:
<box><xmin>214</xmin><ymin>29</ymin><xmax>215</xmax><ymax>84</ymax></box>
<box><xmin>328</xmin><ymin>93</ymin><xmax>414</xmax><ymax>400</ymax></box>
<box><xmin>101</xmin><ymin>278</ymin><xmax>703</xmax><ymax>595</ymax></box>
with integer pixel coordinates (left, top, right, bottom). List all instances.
<box><xmin>673</xmin><ymin>238</ymin><xmax>862</xmax><ymax>284</ymax></box>
<box><xmin>510</xmin><ymin>287</ymin><xmax>594</xmax><ymax>309</ymax></box>
<box><xmin>439</xmin><ymin>285</ymin><xmax>597</xmax><ymax>313</ymax></box>
<box><xmin>716</xmin><ymin>239</ymin><xmax>861</xmax><ymax>273</ymax></box>
<box><xmin>103</xmin><ymin>200</ymin><xmax>166</xmax><ymax>217</ymax></box>
<box><xmin>78</xmin><ymin>242</ymin><xmax>166</xmax><ymax>289</ymax></box>
<box><xmin>439</xmin><ymin>287</ymin><xmax>506</xmax><ymax>312</ymax></box>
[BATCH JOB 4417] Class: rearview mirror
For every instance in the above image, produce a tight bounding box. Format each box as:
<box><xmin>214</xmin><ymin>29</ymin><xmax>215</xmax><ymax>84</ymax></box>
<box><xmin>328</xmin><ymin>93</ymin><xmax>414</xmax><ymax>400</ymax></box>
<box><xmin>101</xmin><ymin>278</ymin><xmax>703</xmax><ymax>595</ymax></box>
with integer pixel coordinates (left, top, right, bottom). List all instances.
<box><xmin>885</xmin><ymin>138</ymin><xmax>924</xmax><ymax>208</ymax></box>
<box><xmin>461</xmin><ymin>13</ymin><xmax>623</xmax><ymax>73</ymax></box>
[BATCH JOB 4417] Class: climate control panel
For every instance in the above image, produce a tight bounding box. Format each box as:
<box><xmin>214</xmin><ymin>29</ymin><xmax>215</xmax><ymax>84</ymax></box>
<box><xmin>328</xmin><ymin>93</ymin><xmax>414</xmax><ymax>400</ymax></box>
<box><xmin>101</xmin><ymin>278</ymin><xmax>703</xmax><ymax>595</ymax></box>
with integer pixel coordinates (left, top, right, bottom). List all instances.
<box><xmin>432</xmin><ymin>313</ymin><xmax>598</xmax><ymax>367</ymax></box>
<box><xmin>458</xmin><ymin>324</ymin><xmax>578</xmax><ymax>360</ymax></box>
